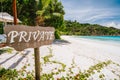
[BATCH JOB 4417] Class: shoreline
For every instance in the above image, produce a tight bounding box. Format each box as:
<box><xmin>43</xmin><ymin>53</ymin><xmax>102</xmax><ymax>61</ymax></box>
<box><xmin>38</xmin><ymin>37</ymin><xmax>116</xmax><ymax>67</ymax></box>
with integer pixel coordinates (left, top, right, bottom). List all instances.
<box><xmin>68</xmin><ymin>35</ymin><xmax>120</xmax><ymax>47</ymax></box>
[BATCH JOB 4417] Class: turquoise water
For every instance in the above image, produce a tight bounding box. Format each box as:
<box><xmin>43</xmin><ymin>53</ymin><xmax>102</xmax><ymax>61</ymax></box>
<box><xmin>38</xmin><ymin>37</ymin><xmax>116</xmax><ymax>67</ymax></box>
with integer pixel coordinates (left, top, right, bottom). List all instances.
<box><xmin>76</xmin><ymin>36</ymin><xmax>120</xmax><ymax>44</ymax></box>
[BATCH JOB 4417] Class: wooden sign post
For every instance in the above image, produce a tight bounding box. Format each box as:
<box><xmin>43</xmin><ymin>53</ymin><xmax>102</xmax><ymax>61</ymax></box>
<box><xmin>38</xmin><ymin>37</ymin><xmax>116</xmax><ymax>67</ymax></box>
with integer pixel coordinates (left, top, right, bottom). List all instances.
<box><xmin>34</xmin><ymin>48</ymin><xmax>40</xmax><ymax>80</ymax></box>
<box><xmin>4</xmin><ymin>25</ymin><xmax>55</xmax><ymax>80</ymax></box>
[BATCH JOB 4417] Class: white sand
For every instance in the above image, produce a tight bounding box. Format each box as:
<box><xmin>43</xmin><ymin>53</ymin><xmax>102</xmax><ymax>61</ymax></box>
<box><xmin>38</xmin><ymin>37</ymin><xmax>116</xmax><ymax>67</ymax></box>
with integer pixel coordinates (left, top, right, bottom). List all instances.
<box><xmin>0</xmin><ymin>35</ymin><xmax>120</xmax><ymax>79</ymax></box>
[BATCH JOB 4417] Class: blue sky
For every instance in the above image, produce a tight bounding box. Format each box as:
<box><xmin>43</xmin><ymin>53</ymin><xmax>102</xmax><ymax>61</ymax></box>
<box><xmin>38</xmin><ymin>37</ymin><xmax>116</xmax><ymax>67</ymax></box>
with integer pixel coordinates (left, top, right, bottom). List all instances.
<box><xmin>61</xmin><ymin>0</ymin><xmax>120</xmax><ymax>28</ymax></box>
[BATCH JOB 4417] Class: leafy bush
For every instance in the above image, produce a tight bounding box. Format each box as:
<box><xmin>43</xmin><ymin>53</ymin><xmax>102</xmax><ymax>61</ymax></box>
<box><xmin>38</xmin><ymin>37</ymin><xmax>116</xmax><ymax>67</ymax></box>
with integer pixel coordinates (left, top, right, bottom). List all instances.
<box><xmin>0</xmin><ymin>22</ymin><xmax>4</xmax><ymax>34</ymax></box>
<box><xmin>0</xmin><ymin>48</ymin><xmax>13</xmax><ymax>55</ymax></box>
<box><xmin>0</xmin><ymin>68</ymin><xmax>18</xmax><ymax>80</ymax></box>
<box><xmin>55</xmin><ymin>30</ymin><xmax>61</xmax><ymax>39</ymax></box>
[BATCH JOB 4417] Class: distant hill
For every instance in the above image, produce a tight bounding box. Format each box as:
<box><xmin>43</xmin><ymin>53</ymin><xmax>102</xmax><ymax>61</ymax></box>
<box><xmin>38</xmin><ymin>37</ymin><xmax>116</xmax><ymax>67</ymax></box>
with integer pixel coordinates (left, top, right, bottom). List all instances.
<box><xmin>61</xmin><ymin>20</ymin><xmax>120</xmax><ymax>36</ymax></box>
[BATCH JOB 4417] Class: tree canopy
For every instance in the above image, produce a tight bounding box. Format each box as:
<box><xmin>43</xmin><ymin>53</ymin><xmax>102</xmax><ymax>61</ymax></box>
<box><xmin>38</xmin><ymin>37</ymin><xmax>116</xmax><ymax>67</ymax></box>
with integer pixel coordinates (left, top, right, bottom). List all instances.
<box><xmin>62</xmin><ymin>20</ymin><xmax>120</xmax><ymax>36</ymax></box>
<box><xmin>36</xmin><ymin>0</ymin><xmax>65</xmax><ymax>28</ymax></box>
<box><xmin>0</xmin><ymin>0</ymin><xmax>37</xmax><ymax>25</ymax></box>
<box><xmin>0</xmin><ymin>0</ymin><xmax>65</xmax><ymax>39</ymax></box>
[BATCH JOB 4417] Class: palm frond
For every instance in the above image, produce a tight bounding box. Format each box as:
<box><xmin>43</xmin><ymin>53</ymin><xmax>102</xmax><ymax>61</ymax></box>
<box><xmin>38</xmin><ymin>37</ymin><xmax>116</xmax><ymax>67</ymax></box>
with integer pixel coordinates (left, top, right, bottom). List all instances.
<box><xmin>52</xmin><ymin>12</ymin><xmax>62</xmax><ymax>17</ymax></box>
<box><xmin>42</xmin><ymin>0</ymin><xmax>51</xmax><ymax>9</ymax></box>
<box><xmin>36</xmin><ymin>10</ymin><xmax>44</xmax><ymax>16</ymax></box>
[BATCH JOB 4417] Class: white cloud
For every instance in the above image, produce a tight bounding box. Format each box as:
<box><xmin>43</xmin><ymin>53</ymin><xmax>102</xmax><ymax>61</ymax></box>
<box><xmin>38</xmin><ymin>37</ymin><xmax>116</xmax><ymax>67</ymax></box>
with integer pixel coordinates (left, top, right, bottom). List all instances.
<box><xmin>64</xmin><ymin>7</ymin><xmax>120</xmax><ymax>25</ymax></box>
<box><xmin>61</xmin><ymin>0</ymin><xmax>120</xmax><ymax>29</ymax></box>
<box><xmin>106</xmin><ymin>22</ymin><xmax>120</xmax><ymax>29</ymax></box>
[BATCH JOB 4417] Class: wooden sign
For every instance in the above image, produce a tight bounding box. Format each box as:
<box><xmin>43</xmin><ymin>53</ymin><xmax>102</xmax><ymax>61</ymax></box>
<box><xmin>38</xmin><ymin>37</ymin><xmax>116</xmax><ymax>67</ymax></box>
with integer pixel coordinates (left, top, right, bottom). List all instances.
<box><xmin>4</xmin><ymin>25</ymin><xmax>55</xmax><ymax>51</ymax></box>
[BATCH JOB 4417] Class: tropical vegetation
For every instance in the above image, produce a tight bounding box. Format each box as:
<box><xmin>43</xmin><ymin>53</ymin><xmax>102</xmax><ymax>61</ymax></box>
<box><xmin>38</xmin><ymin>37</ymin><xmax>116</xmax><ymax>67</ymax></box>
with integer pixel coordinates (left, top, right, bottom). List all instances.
<box><xmin>61</xmin><ymin>20</ymin><xmax>120</xmax><ymax>36</ymax></box>
<box><xmin>0</xmin><ymin>0</ymin><xmax>120</xmax><ymax>80</ymax></box>
<box><xmin>0</xmin><ymin>22</ymin><xmax>4</xmax><ymax>34</ymax></box>
<box><xmin>36</xmin><ymin>0</ymin><xmax>65</xmax><ymax>39</ymax></box>
<box><xmin>0</xmin><ymin>0</ymin><xmax>65</xmax><ymax>39</ymax></box>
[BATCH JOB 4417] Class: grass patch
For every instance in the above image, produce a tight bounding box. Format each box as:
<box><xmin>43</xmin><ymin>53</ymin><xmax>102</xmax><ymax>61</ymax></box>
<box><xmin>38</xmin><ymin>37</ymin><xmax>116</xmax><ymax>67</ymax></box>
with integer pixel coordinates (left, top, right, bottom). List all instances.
<box><xmin>0</xmin><ymin>68</ymin><xmax>18</xmax><ymax>80</ymax></box>
<box><xmin>0</xmin><ymin>59</ymin><xmax>113</xmax><ymax>80</ymax></box>
<box><xmin>0</xmin><ymin>48</ymin><xmax>13</xmax><ymax>55</ymax></box>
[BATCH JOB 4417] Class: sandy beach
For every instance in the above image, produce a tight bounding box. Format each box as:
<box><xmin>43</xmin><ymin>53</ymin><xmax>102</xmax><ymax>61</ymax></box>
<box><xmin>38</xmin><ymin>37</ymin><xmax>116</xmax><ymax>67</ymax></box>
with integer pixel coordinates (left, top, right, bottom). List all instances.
<box><xmin>0</xmin><ymin>35</ymin><xmax>120</xmax><ymax>80</ymax></box>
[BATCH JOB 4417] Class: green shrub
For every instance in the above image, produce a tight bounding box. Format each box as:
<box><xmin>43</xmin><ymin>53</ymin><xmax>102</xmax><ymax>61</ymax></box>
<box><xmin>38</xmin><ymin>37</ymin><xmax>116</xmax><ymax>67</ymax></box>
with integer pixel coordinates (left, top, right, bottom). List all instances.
<box><xmin>0</xmin><ymin>22</ymin><xmax>4</xmax><ymax>34</ymax></box>
<box><xmin>0</xmin><ymin>68</ymin><xmax>18</xmax><ymax>80</ymax></box>
<box><xmin>55</xmin><ymin>30</ymin><xmax>61</xmax><ymax>39</ymax></box>
<box><xmin>0</xmin><ymin>48</ymin><xmax>13</xmax><ymax>55</ymax></box>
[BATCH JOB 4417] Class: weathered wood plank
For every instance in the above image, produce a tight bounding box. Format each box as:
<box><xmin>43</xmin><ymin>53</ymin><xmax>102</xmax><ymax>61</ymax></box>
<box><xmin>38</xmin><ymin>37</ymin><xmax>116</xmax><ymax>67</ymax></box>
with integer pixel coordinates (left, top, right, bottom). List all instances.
<box><xmin>4</xmin><ymin>25</ymin><xmax>55</xmax><ymax>51</ymax></box>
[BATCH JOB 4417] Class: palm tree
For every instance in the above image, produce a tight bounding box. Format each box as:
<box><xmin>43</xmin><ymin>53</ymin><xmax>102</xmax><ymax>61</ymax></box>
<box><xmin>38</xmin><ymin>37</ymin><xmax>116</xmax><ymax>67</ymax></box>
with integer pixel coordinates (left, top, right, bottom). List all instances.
<box><xmin>36</xmin><ymin>0</ymin><xmax>51</xmax><ymax>26</ymax></box>
<box><xmin>36</xmin><ymin>0</ymin><xmax>65</xmax><ymax>39</ymax></box>
<box><xmin>36</xmin><ymin>0</ymin><xmax>65</xmax><ymax>27</ymax></box>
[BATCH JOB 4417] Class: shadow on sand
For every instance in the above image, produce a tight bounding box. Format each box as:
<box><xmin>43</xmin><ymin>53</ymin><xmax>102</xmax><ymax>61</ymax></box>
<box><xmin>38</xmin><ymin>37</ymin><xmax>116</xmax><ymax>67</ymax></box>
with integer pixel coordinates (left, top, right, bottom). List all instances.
<box><xmin>8</xmin><ymin>51</ymin><xmax>30</xmax><ymax>69</ymax></box>
<box><xmin>53</xmin><ymin>39</ymin><xmax>71</xmax><ymax>45</ymax></box>
<box><xmin>0</xmin><ymin>52</ymin><xmax>18</xmax><ymax>65</ymax></box>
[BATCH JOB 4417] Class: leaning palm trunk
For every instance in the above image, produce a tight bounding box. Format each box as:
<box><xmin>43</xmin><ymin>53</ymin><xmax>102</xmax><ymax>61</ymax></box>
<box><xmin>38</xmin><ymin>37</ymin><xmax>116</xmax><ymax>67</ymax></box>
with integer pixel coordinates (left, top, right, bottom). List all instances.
<box><xmin>36</xmin><ymin>0</ymin><xmax>51</xmax><ymax>26</ymax></box>
<box><xmin>36</xmin><ymin>16</ymin><xmax>45</xmax><ymax>26</ymax></box>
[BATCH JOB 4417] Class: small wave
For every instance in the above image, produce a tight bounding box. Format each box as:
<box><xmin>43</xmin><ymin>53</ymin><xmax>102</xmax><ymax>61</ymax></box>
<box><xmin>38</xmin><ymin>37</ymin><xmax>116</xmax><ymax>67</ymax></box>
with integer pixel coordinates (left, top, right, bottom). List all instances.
<box><xmin>74</xmin><ymin>36</ymin><xmax>120</xmax><ymax>45</ymax></box>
